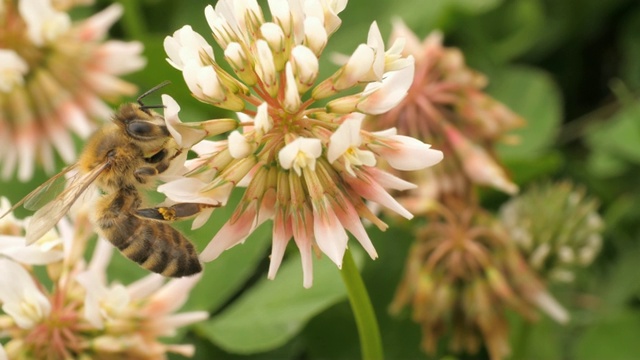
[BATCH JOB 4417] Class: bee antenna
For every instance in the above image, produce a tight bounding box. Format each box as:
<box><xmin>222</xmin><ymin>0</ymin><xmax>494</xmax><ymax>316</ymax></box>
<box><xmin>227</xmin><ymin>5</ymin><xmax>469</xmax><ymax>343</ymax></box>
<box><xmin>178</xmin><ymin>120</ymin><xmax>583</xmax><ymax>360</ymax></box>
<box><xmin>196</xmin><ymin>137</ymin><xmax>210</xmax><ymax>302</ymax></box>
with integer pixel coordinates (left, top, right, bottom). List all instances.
<box><xmin>139</xmin><ymin>104</ymin><xmax>167</xmax><ymax>112</ymax></box>
<box><xmin>137</xmin><ymin>80</ymin><xmax>172</xmax><ymax>107</ymax></box>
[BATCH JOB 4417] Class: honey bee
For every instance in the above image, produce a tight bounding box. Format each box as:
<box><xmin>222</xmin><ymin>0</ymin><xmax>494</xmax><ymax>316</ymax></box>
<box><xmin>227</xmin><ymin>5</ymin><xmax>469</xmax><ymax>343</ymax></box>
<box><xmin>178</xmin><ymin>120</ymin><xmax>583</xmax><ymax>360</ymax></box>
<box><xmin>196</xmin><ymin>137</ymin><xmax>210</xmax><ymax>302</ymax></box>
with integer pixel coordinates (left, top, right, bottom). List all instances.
<box><xmin>1</xmin><ymin>82</ymin><xmax>214</xmax><ymax>277</ymax></box>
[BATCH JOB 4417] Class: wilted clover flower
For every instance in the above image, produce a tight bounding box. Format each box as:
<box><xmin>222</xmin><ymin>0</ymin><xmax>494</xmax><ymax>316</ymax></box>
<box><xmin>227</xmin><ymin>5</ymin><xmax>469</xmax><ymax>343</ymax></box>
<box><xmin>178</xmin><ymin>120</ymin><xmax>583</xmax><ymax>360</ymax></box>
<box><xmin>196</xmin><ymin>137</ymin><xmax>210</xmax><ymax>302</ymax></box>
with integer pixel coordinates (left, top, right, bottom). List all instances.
<box><xmin>0</xmin><ymin>0</ymin><xmax>145</xmax><ymax>181</ymax></box>
<box><xmin>0</xmin><ymin>199</ymin><xmax>206</xmax><ymax>359</ymax></box>
<box><xmin>161</xmin><ymin>0</ymin><xmax>443</xmax><ymax>287</ymax></box>
<box><xmin>367</xmin><ymin>20</ymin><xmax>524</xmax><ymax>212</ymax></box>
<box><xmin>500</xmin><ymin>181</ymin><xmax>604</xmax><ymax>283</ymax></box>
<box><xmin>390</xmin><ymin>200</ymin><xmax>568</xmax><ymax>360</ymax></box>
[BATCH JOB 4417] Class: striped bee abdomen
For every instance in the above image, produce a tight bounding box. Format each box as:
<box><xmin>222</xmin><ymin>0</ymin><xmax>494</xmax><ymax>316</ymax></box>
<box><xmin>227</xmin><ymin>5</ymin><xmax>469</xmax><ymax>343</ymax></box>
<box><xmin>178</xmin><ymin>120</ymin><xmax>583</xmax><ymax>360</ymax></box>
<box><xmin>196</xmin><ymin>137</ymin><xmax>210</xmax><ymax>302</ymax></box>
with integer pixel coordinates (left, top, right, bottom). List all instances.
<box><xmin>96</xmin><ymin>188</ymin><xmax>202</xmax><ymax>277</ymax></box>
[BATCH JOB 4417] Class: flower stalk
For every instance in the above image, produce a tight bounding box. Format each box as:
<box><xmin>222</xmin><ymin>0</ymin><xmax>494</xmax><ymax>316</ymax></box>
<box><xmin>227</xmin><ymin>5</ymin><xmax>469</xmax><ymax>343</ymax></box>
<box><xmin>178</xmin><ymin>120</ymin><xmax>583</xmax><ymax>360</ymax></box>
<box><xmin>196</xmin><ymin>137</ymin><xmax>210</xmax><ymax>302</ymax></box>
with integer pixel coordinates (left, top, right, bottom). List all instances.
<box><xmin>340</xmin><ymin>249</ymin><xmax>383</xmax><ymax>360</ymax></box>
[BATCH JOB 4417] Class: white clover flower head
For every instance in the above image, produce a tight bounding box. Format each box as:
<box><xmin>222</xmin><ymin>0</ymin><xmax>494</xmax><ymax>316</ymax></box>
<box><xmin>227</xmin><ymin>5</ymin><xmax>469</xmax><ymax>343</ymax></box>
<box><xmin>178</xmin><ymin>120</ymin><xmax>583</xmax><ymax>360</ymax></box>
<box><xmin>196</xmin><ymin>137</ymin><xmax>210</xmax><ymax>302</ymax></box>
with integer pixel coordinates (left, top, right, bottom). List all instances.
<box><xmin>162</xmin><ymin>0</ymin><xmax>443</xmax><ymax>287</ymax></box>
<box><xmin>0</xmin><ymin>1</ymin><xmax>145</xmax><ymax>181</ymax></box>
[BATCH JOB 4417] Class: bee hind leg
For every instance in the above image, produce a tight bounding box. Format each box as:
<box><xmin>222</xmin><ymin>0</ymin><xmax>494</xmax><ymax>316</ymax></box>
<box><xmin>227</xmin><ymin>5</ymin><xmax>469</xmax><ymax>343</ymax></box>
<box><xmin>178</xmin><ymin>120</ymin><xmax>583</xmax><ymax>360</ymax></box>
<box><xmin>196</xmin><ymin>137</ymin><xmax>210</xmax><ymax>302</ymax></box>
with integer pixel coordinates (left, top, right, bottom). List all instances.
<box><xmin>135</xmin><ymin>202</ymin><xmax>218</xmax><ymax>222</ymax></box>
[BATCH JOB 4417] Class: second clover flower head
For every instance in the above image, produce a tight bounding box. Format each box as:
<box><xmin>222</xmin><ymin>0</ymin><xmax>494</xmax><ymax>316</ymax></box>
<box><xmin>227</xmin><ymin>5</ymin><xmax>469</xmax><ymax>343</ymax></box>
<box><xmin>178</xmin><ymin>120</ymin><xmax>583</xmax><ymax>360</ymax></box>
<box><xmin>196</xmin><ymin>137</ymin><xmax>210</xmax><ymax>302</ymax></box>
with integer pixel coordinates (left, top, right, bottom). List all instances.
<box><xmin>162</xmin><ymin>0</ymin><xmax>443</xmax><ymax>287</ymax></box>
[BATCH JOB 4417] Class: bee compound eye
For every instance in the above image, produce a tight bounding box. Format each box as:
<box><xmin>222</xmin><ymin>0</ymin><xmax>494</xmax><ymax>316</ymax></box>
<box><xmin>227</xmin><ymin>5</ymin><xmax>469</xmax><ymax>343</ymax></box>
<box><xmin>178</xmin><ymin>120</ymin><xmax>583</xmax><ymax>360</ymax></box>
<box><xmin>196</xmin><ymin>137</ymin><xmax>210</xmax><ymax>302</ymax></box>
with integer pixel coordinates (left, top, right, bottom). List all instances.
<box><xmin>127</xmin><ymin>121</ymin><xmax>155</xmax><ymax>138</ymax></box>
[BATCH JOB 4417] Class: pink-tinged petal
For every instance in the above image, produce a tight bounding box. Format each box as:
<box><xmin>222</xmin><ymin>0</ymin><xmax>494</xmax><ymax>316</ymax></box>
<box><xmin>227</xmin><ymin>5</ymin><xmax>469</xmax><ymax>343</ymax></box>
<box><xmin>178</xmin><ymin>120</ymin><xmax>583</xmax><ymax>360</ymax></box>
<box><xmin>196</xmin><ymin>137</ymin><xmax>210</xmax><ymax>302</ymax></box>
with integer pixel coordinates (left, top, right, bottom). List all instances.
<box><xmin>87</xmin><ymin>238</ymin><xmax>114</xmax><ymax>281</ymax></box>
<box><xmin>442</xmin><ymin>123</ymin><xmax>518</xmax><ymax>194</ymax></box>
<box><xmin>165</xmin><ymin>344</ymin><xmax>196</xmax><ymax>357</ymax></box>
<box><xmin>357</xmin><ymin>60</ymin><xmax>415</xmax><ymax>114</ymax></box>
<box><xmin>77</xmin><ymin>3</ymin><xmax>123</xmax><ymax>41</ymax></box>
<box><xmin>145</xmin><ymin>273</ymin><xmax>202</xmax><ymax>315</ymax></box>
<box><xmin>532</xmin><ymin>291</ymin><xmax>569</xmax><ymax>324</ymax></box>
<box><xmin>330</xmin><ymin>195</ymin><xmax>378</xmax><ymax>259</ymax></box>
<box><xmin>59</xmin><ymin>101</ymin><xmax>94</xmax><ymax>138</ymax></box>
<box><xmin>39</xmin><ymin>139</ymin><xmax>56</xmax><ymax>174</ymax></box>
<box><xmin>389</xmin><ymin>18</ymin><xmax>423</xmax><ymax>58</ymax></box>
<box><xmin>79</xmin><ymin>93</ymin><xmax>113</xmax><ymax>120</ymax></box>
<box><xmin>1</xmin><ymin>144</ymin><xmax>17</xmax><ymax>180</ymax></box>
<box><xmin>291</xmin><ymin>205</ymin><xmax>315</xmax><ymax>288</ymax></box>
<box><xmin>313</xmin><ymin>196</ymin><xmax>348</xmax><ymax>267</ymax></box>
<box><xmin>365</xmin><ymin>167</ymin><xmax>417</xmax><ymax>191</ymax></box>
<box><xmin>199</xmin><ymin>202</ymin><xmax>259</xmax><ymax>262</ymax></box>
<box><xmin>344</xmin><ymin>171</ymin><xmax>413</xmax><ymax>219</ymax></box>
<box><xmin>370</xmin><ymin>134</ymin><xmax>443</xmax><ymax>171</ymax></box>
<box><xmin>267</xmin><ymin>208</ymin><xmax>293</xmax><ymax>281</ymax></box>
<box><xmin>153</xmin><ymin>311</ymin><xmax>209</xmax><ymax>337</ymax></box>
<box><xmin>17</xmin><ymin>131</ymin><xmax>36</xmax><ymax>182</ymax></box>
<box><xmin>127</xmin><ymin>273</ymin><xmax>165</xmax><ymax>300</ymax></box>
<box><xmin>96</xmin><ymin>40</ymin><xmax>146</xmax><ymax>75</ymax></box>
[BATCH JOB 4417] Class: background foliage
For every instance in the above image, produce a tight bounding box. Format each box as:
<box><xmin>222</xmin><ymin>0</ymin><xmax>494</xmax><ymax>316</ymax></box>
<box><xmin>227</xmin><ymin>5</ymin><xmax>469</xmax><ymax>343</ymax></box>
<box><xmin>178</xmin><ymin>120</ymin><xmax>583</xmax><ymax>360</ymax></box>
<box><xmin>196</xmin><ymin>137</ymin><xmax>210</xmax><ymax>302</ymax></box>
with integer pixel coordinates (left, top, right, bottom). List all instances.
<box><xmin>4</xmin><ymin>0</ymin><xmax>640</xmax><ymax>358</ymax></box>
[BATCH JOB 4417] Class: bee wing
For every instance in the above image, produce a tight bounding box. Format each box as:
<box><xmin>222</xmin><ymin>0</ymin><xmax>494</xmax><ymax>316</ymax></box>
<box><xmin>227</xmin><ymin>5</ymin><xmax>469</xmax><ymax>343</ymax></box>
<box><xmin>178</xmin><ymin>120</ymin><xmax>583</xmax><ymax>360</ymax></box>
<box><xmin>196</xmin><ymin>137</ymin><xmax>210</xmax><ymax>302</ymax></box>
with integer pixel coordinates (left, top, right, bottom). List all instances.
<box><xmin>25</xmin><ymin>161</ymin><xmax>109</xmax><ymax>245</ymax></box>
<box><xmin>0</xmin><ymin>164</ymin><xmax>79</xmax><ymax>220</ymax></box>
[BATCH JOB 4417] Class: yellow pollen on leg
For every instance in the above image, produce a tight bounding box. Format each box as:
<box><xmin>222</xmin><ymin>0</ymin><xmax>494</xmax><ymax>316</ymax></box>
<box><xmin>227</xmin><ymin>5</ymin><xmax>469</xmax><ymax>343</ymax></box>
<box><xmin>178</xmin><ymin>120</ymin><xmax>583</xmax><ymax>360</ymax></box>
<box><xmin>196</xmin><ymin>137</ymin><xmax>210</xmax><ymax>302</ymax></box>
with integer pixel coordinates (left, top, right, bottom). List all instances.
<box><xmin>159</xmin><ymin>207</ymin><xmax>177</xmax><ymax>221</ymax></box>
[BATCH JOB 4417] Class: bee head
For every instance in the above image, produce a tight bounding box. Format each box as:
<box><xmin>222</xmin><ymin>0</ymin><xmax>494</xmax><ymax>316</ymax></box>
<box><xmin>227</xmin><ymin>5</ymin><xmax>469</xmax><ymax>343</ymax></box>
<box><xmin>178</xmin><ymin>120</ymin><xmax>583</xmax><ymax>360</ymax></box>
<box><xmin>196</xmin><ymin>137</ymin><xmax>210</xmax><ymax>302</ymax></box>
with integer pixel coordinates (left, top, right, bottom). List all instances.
<box><xmin>114</xmin><ymin>81</ymin><xmax>174</xmax><ymax>155</ymax></box>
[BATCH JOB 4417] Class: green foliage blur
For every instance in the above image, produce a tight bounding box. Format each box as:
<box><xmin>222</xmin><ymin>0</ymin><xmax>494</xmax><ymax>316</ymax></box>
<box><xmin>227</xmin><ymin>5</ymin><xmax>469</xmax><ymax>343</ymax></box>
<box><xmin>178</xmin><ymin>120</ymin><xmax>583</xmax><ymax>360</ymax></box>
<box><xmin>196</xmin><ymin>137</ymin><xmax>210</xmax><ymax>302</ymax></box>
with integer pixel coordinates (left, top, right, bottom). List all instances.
<box><xmin>4</xmin><ymin>0</ymin><xmax>640</xmax><ymax>358</ymax></box>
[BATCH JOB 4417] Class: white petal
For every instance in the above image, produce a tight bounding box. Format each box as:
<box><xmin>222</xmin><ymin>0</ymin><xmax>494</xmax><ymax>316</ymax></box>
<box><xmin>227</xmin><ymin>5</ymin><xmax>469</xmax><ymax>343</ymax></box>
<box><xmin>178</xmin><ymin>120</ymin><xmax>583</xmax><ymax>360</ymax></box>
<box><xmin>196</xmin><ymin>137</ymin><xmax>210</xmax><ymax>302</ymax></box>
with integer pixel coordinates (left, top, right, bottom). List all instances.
<box><xmin>0</xmin><ymin>259</ymin><xmax>50</xmax><ymax>329</ymax></box>
<box><xmin>357</xmin><ymin>58</ymin><xmax>415</xmax><ymax>114</ymax></box>
<box><xmin>303</xmin><ymin>16</ymin><xmax>327</xmax><ymax>55</ymax></box>
<box><xmin>0</xmin><ymin>50</ymin><xmax>28</xmax><ymax>93</ymax></box>
<box><xmin>278</xmin><ymin>137</ymin><xmax>322</xmax><ymax>175</ymax></box>
<box><xmin>291</xmin><ymin>45</ymin><xmax>319</xmax><ymax>90</ymax></box>
<box><xmin>327</xmin><ymin>115</ymin><xmax>363</xmax><ymax>163</ymax></box>
<box><xmin>284</xmin><ymin>62</ymin><xmax>301</xmax><ymax>112</ymax></box>
<box><xmin>19</xmin><ymin>0</ymin><xmax>71</xmax><ymax>45</ymax></box>
<box><xmin>372</xmin><ymin>135</ymin><xmax>444</xmax><ymax>171</ymax></box>
<box><xmin>228</xmin><ymin>130</ymin><xmax>253</xmax><ymax>159</ymax></box>
<box><xmin>335</xmin><ymin>44</ymin><xmax>375</xmax><ymax>90</ymax></box>
<box><xmin>162</xmin><ymin>94</ymin><xmax>206</xmax><ymax>148</ymax></box>
<box><xmin>367</xmin><ymin>21</ymin><xmax>385</xmax><ymax>80</ymax></box>
<box><xmin>254</xmin><ymin>102</ymin><xmax>272</xmax><ymax>134</ymax></box>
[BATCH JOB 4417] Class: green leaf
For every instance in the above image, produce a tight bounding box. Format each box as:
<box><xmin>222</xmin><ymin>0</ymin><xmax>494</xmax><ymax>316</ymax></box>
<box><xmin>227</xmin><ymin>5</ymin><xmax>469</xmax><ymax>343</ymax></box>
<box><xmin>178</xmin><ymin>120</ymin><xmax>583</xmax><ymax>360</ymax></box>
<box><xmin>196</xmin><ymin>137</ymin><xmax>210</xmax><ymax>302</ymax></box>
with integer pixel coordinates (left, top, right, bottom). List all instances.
<box><xmin>183</xmin><ymin>222</ymin><xmax>272</xmax><ymax>312</ymax></box>
<box><xmin>585</xmin><ymin>103</ymin><xmax>640</xmax><ymax>177</ymax></box>
<box><xmin>454</xmin><ymin>0</ymin><xmax>545</xmax><ymax>63</ymax></box>
<box><xmin>490</xmin><ymin>66</ymin><xmax>563</xmax><ymax>160</ymax></box>
<box><xmin>573</xmin><ymin>309</ymin><xmax>640</xmax><ymax>359</ymax></box>
<box><xmin>196</xmin><ymin>249</ymin><xmax>364</xmax><ymax>354</ymax></box>
<box><xmin>615</xmin><ymin>6</ymin><xmax>640</xmax><ymax>90</ymax></box>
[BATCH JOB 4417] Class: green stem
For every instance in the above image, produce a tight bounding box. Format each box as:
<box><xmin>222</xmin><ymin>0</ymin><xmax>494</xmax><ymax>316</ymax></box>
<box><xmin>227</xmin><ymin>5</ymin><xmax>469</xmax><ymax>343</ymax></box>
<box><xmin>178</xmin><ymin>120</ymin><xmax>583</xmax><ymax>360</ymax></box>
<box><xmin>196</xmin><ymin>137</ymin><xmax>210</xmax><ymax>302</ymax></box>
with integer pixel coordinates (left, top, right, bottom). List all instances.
<box><xmin>118</xmin><ymin>0</ymin><xmax>147</xmax><ymax>40</ymax></box>
<box><xmin>340</xmin><ymin>249</ymin><xmax>384</xmax><ymax>360</ymax></box>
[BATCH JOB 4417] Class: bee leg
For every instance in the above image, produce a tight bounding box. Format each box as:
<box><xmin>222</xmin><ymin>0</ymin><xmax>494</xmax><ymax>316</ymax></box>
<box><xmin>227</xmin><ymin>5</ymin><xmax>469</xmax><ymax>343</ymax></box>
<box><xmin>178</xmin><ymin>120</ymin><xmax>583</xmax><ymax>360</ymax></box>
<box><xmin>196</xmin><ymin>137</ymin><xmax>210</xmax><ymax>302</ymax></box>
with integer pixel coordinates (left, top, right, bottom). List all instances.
<box><xmin>135</xmin><ymin>203</ymin><xmax>218</xmax><ymax>222</ymax></box>
<box><xmin>134</xmin><ymin>160</ymin><xmax>170</xmax><ymax>183</ymax></box>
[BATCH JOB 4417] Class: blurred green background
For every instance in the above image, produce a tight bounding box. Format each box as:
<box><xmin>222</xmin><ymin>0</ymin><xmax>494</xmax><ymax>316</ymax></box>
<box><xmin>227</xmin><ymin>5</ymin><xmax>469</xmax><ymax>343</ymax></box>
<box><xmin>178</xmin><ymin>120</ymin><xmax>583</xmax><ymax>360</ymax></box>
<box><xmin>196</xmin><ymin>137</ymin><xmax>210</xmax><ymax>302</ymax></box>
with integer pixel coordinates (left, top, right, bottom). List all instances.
<box><xmin>4</xmin><ymin>0</ymin><xmax>640</xmax><ymax>358</ymax></box>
